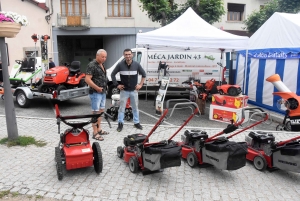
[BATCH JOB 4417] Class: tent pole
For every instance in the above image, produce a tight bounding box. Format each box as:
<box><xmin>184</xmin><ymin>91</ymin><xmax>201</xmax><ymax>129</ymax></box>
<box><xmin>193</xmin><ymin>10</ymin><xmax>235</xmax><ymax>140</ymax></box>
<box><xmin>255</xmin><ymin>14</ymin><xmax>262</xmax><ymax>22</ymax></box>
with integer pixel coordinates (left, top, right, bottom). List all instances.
<box><xmin>243</xmin><ymin>49</ymin><xmax>248</xmax><ymax>93</ymax></box>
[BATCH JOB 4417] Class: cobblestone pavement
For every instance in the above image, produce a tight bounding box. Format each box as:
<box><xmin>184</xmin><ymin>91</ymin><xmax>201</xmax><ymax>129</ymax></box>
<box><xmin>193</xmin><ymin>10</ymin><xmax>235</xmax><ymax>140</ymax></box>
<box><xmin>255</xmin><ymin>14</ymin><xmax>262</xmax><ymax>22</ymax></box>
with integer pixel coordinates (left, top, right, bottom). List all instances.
<box><xmin>1</xmin><ymin>116</ymin><xmax>300</xmax><ymax>201</ymax></box>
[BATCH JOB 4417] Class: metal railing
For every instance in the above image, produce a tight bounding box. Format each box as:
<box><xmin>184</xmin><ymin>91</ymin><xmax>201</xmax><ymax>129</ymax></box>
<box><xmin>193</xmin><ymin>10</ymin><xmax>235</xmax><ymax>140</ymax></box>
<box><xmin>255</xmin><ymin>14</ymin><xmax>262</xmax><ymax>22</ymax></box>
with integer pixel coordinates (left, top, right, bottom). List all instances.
<box><xmin>57</xmin><ymin>13</ymin><xmax>90</xmax><ymax>29</ymax></box>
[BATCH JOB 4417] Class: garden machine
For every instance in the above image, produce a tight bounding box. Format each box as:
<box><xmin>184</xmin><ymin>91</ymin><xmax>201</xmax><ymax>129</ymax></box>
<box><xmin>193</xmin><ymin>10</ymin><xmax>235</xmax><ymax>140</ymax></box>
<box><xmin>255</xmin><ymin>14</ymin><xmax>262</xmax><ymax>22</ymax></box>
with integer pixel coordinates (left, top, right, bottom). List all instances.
<box><xmin>178</xmin><ymin>107</ymin><xmax>269</xmax><ymax>170</ymax></box>
<box><xmin>246</xmin><ymin>130</ymin><xmax>300</xmax><ymax>172</ymax></box>
<box><xmin>54</xmin><ymin>104</ymin><xmax>113</xmax><ymax>180</ymax></box>
<box><xmin>106</xmin><ymin>94</ymin><xmax>132</xmax><ymax>121</ymax></box>
<box><xmin>266</xmin><ymin>74</ymin><xmax>300</xmax><ymax>132</ymax></box>
<box><xmin>38</xmin><ymin>61</ymin><xmax>86</xmax><ymax>94</ymax></box>
<box><xmin>117</xmin><ymin>100</ymin><xmax>199</xmax><ymax>174</ymax></box>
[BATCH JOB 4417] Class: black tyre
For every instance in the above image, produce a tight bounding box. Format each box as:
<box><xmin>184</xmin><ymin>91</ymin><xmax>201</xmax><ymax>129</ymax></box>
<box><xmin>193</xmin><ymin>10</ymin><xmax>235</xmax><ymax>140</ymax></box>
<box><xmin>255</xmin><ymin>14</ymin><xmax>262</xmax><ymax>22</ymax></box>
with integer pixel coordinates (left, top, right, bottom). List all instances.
<box><xmin>129</xmin><ymin>156</ymin><xmax>139</xmax><ymax>173</ymax></box>
<box><xmin>16</xmin><ymin>90</ymin><xmax>30</xmax><ymax>108</ymax></box>
<box><xmin>1</xmin><ymin>95</ymin><xmax>4</xmax><ymax>100</ymax></box>
<box><xmin>187</xmin><ymin>152</ymin><xmax>198</xmax><ymax>168</ymax></box>
<box><xmin>56</xmin><ymin>85</ymin><xmax>67</xmax><ymax>95</ymax></box>
<box><xmin>55</xmin><ymin>147</ymin><xmax>63</xmax><ymax>180</ymax></box>
<box><xmin>107</xmin><ymin>85</ymin><xmax>120</xmax><ymax>99</ymax></box>
<box><xmin>78</xmin><ymin>78</ymin><xmax>87</xmax><ymax>88</ymax></box>
<box><xmin>92</xmin><ymin>142</ymin><xmax>103</xmax><ymax>174</ymax></box>
<box><xmin>285</xmin><ymin>121</ymin><xmax>292</xmax><ymax>131</ymax></box>
<box><xmin>253</xmin><ymin>156</ymin><xmax>267</xmax><ymax>171</ymax></box>
<box><xmin>219</xmin><ymin>90</ymin><xmax>224</xmax><ymax>95</ymax></box>
<box><xmin>38</xmin><ymin>84</ymin><xmax>49</xmax><ymax>93</ymax></box>
<box><xmin>117</xmin><ymin>146</ymin><xmax>124</xmax><ymax>158</ymax></box>
<box><xmin>228</xmin><ymin>87</ymin><xmax>238</xmax><ymax>96</ymax></box>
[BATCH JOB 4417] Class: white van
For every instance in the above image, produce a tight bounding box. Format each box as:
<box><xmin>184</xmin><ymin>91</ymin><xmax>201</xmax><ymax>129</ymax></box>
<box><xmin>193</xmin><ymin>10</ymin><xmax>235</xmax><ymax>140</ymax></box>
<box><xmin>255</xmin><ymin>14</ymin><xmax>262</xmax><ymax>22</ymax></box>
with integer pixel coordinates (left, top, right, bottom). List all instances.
<box><xmin>106</xmin><ymin>48</ymin><xmax>226</xmax><ymax>97</ymax></box>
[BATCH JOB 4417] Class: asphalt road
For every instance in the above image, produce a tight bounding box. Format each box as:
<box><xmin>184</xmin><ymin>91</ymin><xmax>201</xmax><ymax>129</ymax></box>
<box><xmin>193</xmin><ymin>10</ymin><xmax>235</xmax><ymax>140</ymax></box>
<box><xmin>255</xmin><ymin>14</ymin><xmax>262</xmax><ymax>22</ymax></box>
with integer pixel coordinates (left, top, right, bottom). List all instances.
<box><xmin>0</xmin><ymin>93</ymin><xmax>280</xmax><ymax>132</ymax></box>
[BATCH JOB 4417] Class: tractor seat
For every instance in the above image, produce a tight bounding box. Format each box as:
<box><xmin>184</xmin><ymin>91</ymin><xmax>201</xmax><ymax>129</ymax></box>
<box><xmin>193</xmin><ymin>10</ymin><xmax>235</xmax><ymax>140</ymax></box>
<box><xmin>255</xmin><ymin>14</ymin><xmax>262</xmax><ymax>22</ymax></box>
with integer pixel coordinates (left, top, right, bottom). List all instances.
<box><xmin>69</xmin><ymin>61</ymin><xmax>81</xmax><ymax>76</ymax></box>
<box><xmin>20</xmin><ymin>58</ymin><xmax>35</xmax><ymax>72</ymax></box>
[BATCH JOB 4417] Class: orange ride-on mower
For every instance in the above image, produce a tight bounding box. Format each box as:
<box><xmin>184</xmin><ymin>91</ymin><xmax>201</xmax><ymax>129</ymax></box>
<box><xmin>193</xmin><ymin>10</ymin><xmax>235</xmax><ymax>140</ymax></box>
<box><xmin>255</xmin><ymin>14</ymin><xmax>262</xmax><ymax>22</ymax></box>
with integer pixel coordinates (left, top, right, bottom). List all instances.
<box><xmin>179</xmin><ymin>107</ymin><xmax>268</xmax><ymax>170</ymax></box>
<box><xmin>117</xmin><ymin>101</ymin><xmax>199</xmax><ymax>174</ymax></box>
<box><xmin>38</xmin><ymin>61</ymin><xmax>86</xmax><ymax>94</ymax></box>
<box><xmin>217</xmin><ymin>84</ymin><xmax>242</xmax><ymax>96</ymax></box>
<box><xmin>54</xmin><ymin>104</ymin><xmax>113</xmax><ymax>180</ymax></box>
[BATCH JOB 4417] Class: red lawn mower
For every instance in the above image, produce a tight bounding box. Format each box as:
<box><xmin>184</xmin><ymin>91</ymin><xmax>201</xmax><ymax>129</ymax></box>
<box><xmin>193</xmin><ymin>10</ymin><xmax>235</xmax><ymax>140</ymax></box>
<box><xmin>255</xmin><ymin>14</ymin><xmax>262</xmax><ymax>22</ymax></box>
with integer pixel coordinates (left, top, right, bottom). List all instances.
<box><xmin>54</xmin><ymin>104</ymin><xmax>113</xmax><ymax>180</ymax></box>
<box><xmin>246</xmin><ymin>131</ymin><xmax>300</xmax><ymax>172</ymax></box>
<box><xmin>38</xmin><ymin>61</ymin><xmax>86</xmax><ymax>94</ymax></box>
<box><xmin>117</xmin><ymin>100</ymin><xmax>199</xmax><ymax>174</ymax></box>
<box><xmin>178</xmin><ymin>107</ymin><xmax>268</xmax><ymax>170</ymax></box>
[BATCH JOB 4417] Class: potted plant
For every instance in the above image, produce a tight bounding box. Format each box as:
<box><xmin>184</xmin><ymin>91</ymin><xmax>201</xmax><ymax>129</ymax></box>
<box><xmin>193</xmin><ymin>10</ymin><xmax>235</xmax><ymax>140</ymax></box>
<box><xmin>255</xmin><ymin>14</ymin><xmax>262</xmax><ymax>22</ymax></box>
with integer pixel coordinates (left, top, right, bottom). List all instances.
<box><xmin>0</xmin><ymin>11</ymin><xmax>29</xmax><ymax>38</ymax></box>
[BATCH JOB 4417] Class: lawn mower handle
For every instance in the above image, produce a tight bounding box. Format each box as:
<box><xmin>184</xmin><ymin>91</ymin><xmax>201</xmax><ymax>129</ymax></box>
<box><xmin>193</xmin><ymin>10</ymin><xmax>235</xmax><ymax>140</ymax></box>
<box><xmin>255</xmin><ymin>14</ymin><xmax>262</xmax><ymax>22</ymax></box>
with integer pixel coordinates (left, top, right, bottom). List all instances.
<box><xmin>55</xmin><ymin>104</ymin><xmax>113</xmax><ymax>129</ymax></box>
<box><xmin>165</xmin><ymin>99</ymin><xmax>201</xmax><ymax>118</ymax></box>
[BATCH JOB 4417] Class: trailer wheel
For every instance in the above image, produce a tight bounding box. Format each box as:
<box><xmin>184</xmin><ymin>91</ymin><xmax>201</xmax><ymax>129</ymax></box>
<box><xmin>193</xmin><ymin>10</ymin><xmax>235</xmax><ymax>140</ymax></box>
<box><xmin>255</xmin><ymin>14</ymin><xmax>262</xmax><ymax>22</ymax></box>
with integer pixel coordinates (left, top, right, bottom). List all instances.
<box><xmin>92</xmin><ymin>142</ymin><xmax>103</xmax><ymax>174</ymax></box>
<box><xmin>57</xmin><ymin>85</ymin><xmax>67</xmax><ymax>95</ymax></box>
<box><xmin>16</xmin><ymin>90</ymin><xmax>30</xmax><ymax>108</ymax></box>
<box><xmin>228</xmin><ymin>87</ymin><xmax>238</xmax><ymax>96</ymax></box>
<box><xmin>129</xmin><ymin>156</ymin><xmax>139</xmax><ymax>173</ymax></box>
<box><xmin>187</xmin><ymin>152</ymin><xmax>198</xmax><ymax>168</ymax></box>
<box><xmin>55</xmin><ymin>147</ymin><xmax>63</xmax><ymax>180</ymax></box>
<box><xmin>253</xmin><ymin>156</ymin><xmax>267</xmax><ymax>171</ymax></box>
<box><xmin>117</xmin><ymin>146</ymin><xmax>124</xmax><ymax>158</ymax></box>
<box><xmin>108</xmin><ymin>85</ymin><xmax>120</xmax><ymax>99</ymax></box>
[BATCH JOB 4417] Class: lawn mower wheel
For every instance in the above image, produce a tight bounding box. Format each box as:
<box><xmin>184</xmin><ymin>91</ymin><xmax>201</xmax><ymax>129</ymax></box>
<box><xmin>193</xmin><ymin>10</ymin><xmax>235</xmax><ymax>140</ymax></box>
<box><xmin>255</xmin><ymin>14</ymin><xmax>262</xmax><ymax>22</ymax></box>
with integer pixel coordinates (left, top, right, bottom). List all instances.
<box><xmin>92</xmin><ymin>142</ymin><xmax>103</xmax><ymax>174</ymax></box>
<box><xmin>55</xmin><ymin>147</ymin><xmax>63</xmax><ymax>180</ymax></box>
<box><xmin>187</xmin><ymin>152</ymin><xmax>198</xmax><ymax>168</ymax></box>
<box><xmin>253</xmin><ymin>156</ymin><xmax>267</xmax><ymax>171</ymax></box>
<box><xmin>129</xmin><ymin>156</ymin><xmax>139</xmax><ymax>173</ymax></box>
<box><xmin>117</xmin><ymin>146</ymin><xmax>124</xmax><ymax>158</ymax></box>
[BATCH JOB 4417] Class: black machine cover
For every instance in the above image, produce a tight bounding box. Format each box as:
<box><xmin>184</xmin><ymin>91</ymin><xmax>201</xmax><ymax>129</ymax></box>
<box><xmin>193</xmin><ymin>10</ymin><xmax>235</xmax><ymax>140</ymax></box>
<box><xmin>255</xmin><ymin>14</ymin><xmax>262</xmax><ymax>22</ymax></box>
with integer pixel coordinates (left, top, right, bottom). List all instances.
<box><xmin>123</xmin><ymin>134</ymin><xmax>148</xmax><ymax>146</ymax></box>
<box><xmin>248</xmin><ymin>131</ymin><xmax>275</xmax><ymax>143</ymax></box>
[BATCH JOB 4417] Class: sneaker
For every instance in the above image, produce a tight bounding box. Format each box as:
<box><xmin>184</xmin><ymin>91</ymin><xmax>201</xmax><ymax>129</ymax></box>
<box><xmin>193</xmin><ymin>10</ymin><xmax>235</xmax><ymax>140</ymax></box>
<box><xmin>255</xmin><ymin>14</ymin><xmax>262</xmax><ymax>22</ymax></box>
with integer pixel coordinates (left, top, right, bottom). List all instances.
<box><xmin>134</xmin><ymin>123</ymin><xmax>143</xmax><ymax>130</ymax></box>
<box><xmin>117</xmin><ymin>122</ymin><xmax>123</xmax><ymax>132</ymax></box>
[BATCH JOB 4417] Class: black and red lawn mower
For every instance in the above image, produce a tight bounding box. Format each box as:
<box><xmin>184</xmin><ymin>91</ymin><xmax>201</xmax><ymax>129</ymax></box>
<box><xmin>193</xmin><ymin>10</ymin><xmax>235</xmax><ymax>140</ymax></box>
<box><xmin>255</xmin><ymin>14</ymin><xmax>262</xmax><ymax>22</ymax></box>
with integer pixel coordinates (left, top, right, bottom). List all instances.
<box><xmin>178</xmin><ymin>107</ymin><xmax>269</xmax><ymax>170</ymax></box>
<box><xmin>116</xmin><ymin>100</ymin><xmax>199</xmax><ymax>174</ymax></box>
<box><xmin>246</xmin><ymin>129</ymin><xmax>300</xmax><ymax>172</ymax></box>
<box><xmin>54</xmin><ymin>104</ymin><xmax>113</xmax><ymax>180</ymax></box>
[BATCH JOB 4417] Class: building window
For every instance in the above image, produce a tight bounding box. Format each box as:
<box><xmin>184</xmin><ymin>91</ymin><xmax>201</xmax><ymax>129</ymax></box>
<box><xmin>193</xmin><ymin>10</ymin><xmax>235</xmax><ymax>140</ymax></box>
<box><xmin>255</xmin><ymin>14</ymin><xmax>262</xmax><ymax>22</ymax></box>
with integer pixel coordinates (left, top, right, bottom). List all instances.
<box><xmin>227</xmin><ymin>3</ymin><xmax>245</xmax><ymax>21</ymax></box>
<box><xmin>107</xmin><ymin>0</ymin><xmax>131</xmax><ymax>17</ymax></box>
<box><xmin>61</xmin><ymin>0</ymin><xmax>86</xmax><ymax>16</ymax></box>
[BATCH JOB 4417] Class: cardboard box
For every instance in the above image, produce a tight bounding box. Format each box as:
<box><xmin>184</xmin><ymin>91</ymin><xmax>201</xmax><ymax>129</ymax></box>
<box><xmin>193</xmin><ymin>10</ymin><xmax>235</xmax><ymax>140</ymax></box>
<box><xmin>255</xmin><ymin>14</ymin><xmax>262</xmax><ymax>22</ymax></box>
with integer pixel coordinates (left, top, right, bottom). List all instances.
<box><xmin>209</xmin><ymin>104</ymin><xmax>249</xmax><ymax>123</ymax></box>
<box><xmin>211</xmin><ymin>94</ymin><xmax>248</xmax><ymax>109</ymax></box>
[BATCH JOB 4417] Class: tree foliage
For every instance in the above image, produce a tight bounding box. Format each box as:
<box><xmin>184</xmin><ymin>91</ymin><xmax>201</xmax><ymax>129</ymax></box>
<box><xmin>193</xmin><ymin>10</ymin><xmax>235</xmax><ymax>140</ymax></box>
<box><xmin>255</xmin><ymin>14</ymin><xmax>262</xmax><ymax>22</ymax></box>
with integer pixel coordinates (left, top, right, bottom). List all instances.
<box><xmin>138</xmin><ymin>0</ymin><xmax>225</xmax><ymax>26</ymax></box>
<box><xmin>244</xmin><ymin>0</ymin><xmax>300</xmax><ymax>34</ymax></box>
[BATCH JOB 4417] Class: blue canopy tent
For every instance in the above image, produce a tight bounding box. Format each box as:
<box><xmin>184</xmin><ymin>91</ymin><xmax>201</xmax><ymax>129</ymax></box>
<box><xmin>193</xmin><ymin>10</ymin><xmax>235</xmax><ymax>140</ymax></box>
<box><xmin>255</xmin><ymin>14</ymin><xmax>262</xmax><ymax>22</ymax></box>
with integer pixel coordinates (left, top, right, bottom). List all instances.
<box><xmin>235</xmin><ymin>12</ymin><xmax>300</xmax><ymax>114</ymax></box>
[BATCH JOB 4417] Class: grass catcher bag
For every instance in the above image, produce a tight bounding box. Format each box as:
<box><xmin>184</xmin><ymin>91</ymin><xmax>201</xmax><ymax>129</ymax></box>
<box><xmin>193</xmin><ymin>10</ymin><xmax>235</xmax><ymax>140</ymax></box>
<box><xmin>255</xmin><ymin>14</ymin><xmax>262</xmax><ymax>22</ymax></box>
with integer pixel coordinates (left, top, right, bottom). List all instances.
<box><xmin>142</xmin><ymin>143</ymin><xmax>182</xmax><ymax>171</ymax></box>
<box><xmin>202</xmin><ymin>139</ymin><xmax>248</xmax><ymax>170</ymax></box>
<box><xmin>273</xmin><ymin>142</ymin><xmax>300</xmax><ymax>172</ymax></box>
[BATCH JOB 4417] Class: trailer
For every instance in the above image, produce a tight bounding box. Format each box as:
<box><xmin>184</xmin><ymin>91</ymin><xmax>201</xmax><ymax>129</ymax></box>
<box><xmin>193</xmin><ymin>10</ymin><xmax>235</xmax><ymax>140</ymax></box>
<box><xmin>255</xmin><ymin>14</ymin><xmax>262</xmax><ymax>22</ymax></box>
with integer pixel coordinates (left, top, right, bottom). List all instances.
<box><xmin>12</xmin><ymin>86</ymin><xmax>89</xmax><ymax>108</ymax></box>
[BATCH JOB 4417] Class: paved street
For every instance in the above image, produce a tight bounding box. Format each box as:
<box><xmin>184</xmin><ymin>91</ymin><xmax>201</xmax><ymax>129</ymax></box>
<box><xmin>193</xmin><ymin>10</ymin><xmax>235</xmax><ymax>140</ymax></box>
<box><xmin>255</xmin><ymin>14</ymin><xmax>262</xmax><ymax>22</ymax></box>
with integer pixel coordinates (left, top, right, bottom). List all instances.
<box><xmin>1</xmin><ymin>95</ymin><xmax>300</xmax><ymax>200</ymax></box>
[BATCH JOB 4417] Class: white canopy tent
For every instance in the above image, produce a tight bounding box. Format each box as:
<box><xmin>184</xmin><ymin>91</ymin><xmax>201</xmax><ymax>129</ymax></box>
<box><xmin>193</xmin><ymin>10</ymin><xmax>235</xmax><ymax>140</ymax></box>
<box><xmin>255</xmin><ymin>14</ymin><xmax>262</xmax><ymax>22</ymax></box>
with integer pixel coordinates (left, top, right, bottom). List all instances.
<box><xmin>235</xmin><ymin>12</ymin><xmax>300</xmax><ymax>114</ymax></box>
<box><xmin>136</xmin><ymin>7</ymin><xmax>249</xmax><ymax>52</ymax></box>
